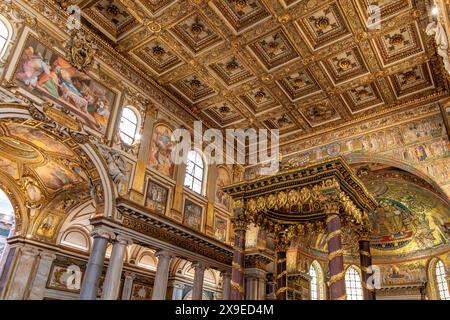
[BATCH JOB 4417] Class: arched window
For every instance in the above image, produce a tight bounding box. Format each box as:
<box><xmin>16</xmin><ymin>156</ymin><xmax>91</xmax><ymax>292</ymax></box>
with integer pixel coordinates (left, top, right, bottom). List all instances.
<box><xmin>309</xmin><ymin>264</ymin><xmax>318</xmax><ymax>300</ymax></box>
<box><xmin>436</xmin><ymin>260</ymin><xmax>450</xmax><ymax>300</ymax></box>
<box><xmin>184</xmin><ymin>150</ymin><xmax>205</xmax><ymax>194</ymax></box>
<box><xmin>309</xmin><ymin>260</ymin><xmax>325</xmax><ymax>300</ymax></box>
<box><xmin>345</xmin><ymin>266</ymin><xmax>363</xmax><ymax>300</ymax></box>
<box><xmin>0</xmin><ymin>16</ymin><xmax>10</xmax><ymax>59</ymax></box>
<box><xmin>118</xmin><ymin>107</ymin><xmax>139</xmax><ymax>145</ymax></box>
<box><xmin>0</xmin><ymin>188</ymin><xmax>15</xmax><ymax>257</ymax></box>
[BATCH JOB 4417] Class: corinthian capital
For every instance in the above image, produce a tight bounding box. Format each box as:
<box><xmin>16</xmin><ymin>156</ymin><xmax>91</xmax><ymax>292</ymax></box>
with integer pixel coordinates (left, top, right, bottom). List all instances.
<box><xmin>231</xmin><ymin>215</ymin><xmax>249</xmax><ymax>231</ymax></box>
<box><xmin>323</xmin><ymin>200</ymin><xmax>341</xmax><ymax>215</ymax></box>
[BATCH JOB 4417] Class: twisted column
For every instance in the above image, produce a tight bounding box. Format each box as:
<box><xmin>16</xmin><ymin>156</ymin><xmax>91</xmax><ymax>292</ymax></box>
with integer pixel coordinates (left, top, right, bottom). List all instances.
<box><xmin>359</xmin><ymin>239</ymin><xmax>376</xmax><ymax>300</ymax></box>
<box><xmin>275</xmin><ymin>232</ymin><xmax>289</xmax><ymax>300</ymax></box>
<box><xmin>230</xmin><ymin>217</ymin><xmax>248</xmax><ymax>300</ymax></box>
<box><xmin>325</xmin><ymin>203</ymin><xmax>346</xmax><ymax>300</ymax></box>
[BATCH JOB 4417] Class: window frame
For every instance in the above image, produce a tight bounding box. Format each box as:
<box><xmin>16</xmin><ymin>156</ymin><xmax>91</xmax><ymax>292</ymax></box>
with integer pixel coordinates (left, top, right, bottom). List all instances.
<box><xmin>184</xmin><ymin>150</ymin><xmax>206</xmax><ymax>195</ymax></box>
<box><xmin>309</xmin><ymin>264</ymin><xmax>318</xmax><ymax>300</ymax></box>
<box><xmin>345</xmin><ymin>265</ymin><xmax>363</xmax><ymax>300</ymax></box>
<box><xmin>436</xmin><ymin>260</ymin><xmax>450</xmax><ymax>300</ymax></box>
<box><xmin>118</xmin><ymin>106</ymin><xmax>140</xmax><ymax>145</ymax></box>
<box><xmin>0</xmin><ymin>15</ymin><xmax>12</xmax><ymax>60</ymax></box>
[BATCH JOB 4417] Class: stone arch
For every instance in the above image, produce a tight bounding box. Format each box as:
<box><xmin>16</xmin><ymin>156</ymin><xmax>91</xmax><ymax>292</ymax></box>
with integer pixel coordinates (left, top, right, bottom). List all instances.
<box><xmin>59</xmin><ymin>227</ymin><xmax>91</xmax><ymax>252</ymax></box>
<box><xmin>0</xmin><ymin>170</ymin><xmax>27</xmax><ymax>236</ymax></box>
<box><xmin>344</xmin><ymin>153</ymin><xmax>448</xmax><ymax>199</ymax></box>
<box><xmin>0</xmin><ymin>102</ymin><xmax>117</xmax><ymax>224</ymax></box>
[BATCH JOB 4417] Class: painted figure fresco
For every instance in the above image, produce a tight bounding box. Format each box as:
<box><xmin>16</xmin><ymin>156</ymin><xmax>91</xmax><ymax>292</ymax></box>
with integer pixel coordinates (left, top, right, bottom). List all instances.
<box><xmin>369</xmin><ymin>199</ymin><xmax>415</xmax><ymax>249</ymax></box>
<box><xmin>148</xmin><ymin>125</ymin><xmax>175</xmax><ymax>178</ymax></box>
<box><xmin>215</xmin><ymin>167</ymin><xmax>230</xmax><ymax>208</ymax></box>
<box><xmin>5</xmin><ymin>123</ymin><xmax>74</xmax><ymax>156</ymax></box>
<box><xmin>34</xmin><ymin>160</ymin><xmax>84</xmax><ymax>190</ymax></box>
<box><xmin>183</xmin><ymin>199</ymin><xmax>202</xmax><ymax>231</ymax></box>
<box><xmin>145</xmin><ymin>180</ymin><xmax>168</xmax><ymax>215</ymax></box>
<box><xmin>214</xmin><ymin>215</ymin><xmax>227</xmax><ymax>242</ymax></box>
<box><xmin>13</xmin><ymin>36</ymin><xmax>115</xmax><ymax>133</ymax></box>
<box><xmin>0</xmin><ymin>155</ymin><xmax>19</xmax><ymax>179</ymax></box>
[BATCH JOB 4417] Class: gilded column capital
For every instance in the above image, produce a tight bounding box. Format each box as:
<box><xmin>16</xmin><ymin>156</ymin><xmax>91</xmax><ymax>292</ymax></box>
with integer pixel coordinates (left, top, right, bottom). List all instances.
<box><xmin>231</xmin><ymin>215</ymin><xmax>249</xmax><ymax>231</ymax></box>
<box><xmin>323</xmin><ymin>200</ymin><xmax>341</xmax><ymax>215</ymax></box>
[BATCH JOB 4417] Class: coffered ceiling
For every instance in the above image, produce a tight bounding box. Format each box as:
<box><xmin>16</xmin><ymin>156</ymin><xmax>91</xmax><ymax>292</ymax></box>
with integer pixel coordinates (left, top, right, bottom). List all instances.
<box><xmin>77</xmin><ymin>0</ymin><xmax>447</xmax><ymax>141</ymax></box>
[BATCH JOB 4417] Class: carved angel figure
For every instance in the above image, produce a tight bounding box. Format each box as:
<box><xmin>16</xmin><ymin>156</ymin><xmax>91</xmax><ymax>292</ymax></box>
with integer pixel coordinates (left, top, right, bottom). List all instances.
<box><xmin>426</xmin><ymin>22</ymin><xmax>450</xmax><ymax>76</ymax></box>
<box><xmin>95</xmin><ymin>142</ymin><xmax>128</xmax><ymax>192</ymax></box>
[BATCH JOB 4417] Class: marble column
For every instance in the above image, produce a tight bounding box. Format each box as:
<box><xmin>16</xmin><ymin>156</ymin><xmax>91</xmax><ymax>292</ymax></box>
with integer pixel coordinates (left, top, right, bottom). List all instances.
<box><xmin>121</xmin><ymin>272</ymin><xmax>136</xmax><ymax>300</ymax></box>
<box><xmin>168</xmin><ymin>282</ymin><xmax>185</xmax><ymax>300</ymax></box>
<box><xmin>231</xmin><ymin>219</ymin><xmax>247</xmax><ymax>300</ymax></box>
<box><xmin>28</xmin><ymin>251</ymin><xmax>57</xmax><ymax>300</ymax></box>
<box><xmin>151</xmin><ymin>250</ymin><xmax>173</xmax><ymax>300</ymax></box>
<box><xmin>192</xmin><ymin>262</ymin><xmax>206</xmax><ymax>300</ymax></box>
<box><xmin>326</xmin><ymin>208</ymin><xmax>346</xmax><ymax>300</ymax></box>
<box><xmin>2</xmin><ymin>246</ymin><xmax>40</xmax><ymax>300</ymax></box>
<box><xmin>221</xmin><ymin>271</ymin><xmax>231</xmax><ymax>300</ymax></box>
<box><xmin>359</xmin><ymin>239</ymin><xmax>376</xmax><ymax>300</ymax></box>
<box><xmin>102</xmin><ymin>235</ymin><xmax>133</xmax><ymax>300</ymax></box>
<box><xmin>80</xmin><ymin>227</ymin><xmax>114</xmax><ymax>300</ymax></box>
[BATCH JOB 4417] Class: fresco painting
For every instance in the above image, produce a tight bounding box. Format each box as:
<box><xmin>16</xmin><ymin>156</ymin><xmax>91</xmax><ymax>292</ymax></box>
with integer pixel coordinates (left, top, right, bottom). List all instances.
<box><xmin>148</xmin><ymin>125</ymin><xmax>175</xmax><ymax>178</ymax></box>
<box><xmin>6</xmin><ymin>123</ymin><xmax>74</xmax><ymax>156</ymax></box>
<box><xmin>214</xmin><ymin>215</ymin><xmax>227</xmax><ymax>242</ymax></box>
<box><xmin>34</xmin><ymin>160</ymin><xmax>84</xmax><ymax>190</ymax></box>
<box><xmin>145</xmin><ymin>180</ymin><xmax>168</xmax><ymax>215</ymax></box>
<box><xmin>13</xmin><ymin>36</ymin><xmax>115</xmax><ymax>133</ymax></box>
<box><xmin>0</xmin><ymin>155</ymin><xmax>19</xmax><ymax>179</ymax></box>
<box><xmin>215</xmin><ymin>167</ymin><xmax>230</xmax><ymax>208</ymax></box>
<box><xmin>183</xmin><ymin>199</ymin><xmax>202</xmax><ymax>231</ymax></box>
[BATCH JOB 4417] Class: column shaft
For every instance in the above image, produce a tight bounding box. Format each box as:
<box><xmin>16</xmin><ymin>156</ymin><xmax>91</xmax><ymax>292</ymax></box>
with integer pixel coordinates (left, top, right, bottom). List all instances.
<box><xmin>151</xmin><ymin>251</ymin><xmax>172</xmax><ymax>300</ymax></box>
<box><xmin>231</xmin><ymin>229</ymin><xmax>246</xmax><ymax>300</ymax></box>
<box><xmin>276</xmin><ymin>250</ymin><xmax>287</xmax><ymax>300</ymax></box>
<box><xmin>80</xmin><ymin>231</ymin><xmax>111</xmax><ymax>300</ymax></box>
<box><xmin>221</xmin><ymin>272</ymin><xmax>231</xmax><ymax>300</ymax></box>
<box><xmin>359</xmin><ymin>240</ymin><xmax>376</xmax><ymax>300</ymax></box>
<box><xmin>102</xmin><ymin>236</ymin><xmax>132</xmax><ymax>300</ymax></box>
<box><xmin>121</xmin><ymin>272</ymin><xmax>135</xmax><ymax>300</ymax></box>
<box><xmin>326</xmin><ymin>214</ymin><xmax>346</xmax><ymax>300</ymax></box>
<box><xmin>192</xmin><ymin>262</ymin><xmax>206</xmax><ymax>300</ymax></box>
